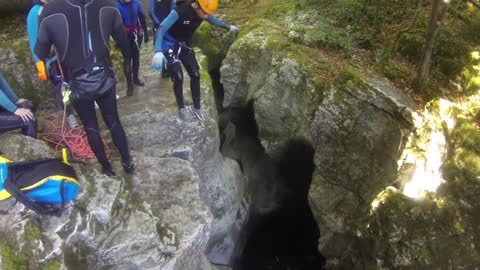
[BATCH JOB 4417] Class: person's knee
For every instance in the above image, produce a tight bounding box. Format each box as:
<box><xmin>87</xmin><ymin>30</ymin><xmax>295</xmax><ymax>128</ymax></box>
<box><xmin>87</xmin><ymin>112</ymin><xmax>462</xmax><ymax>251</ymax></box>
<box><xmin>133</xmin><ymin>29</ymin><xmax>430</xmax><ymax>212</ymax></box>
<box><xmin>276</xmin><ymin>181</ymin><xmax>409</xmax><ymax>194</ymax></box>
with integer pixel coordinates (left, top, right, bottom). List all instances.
<box><xmin>22</xmin><ymin>117</ymin><xmax>37</xmax><ymax>138</ymax></box>
<box><xmin>189</xmin><ymin>68</ymin><xmax>200</xmax><ymax>82</ymax></box>
<box><xmin>102</xmin><ymin>114</ymin><xmax>119</xmax><ymax>130</ymax></box>
<box><xmin>170</xmin><ymin>69</ymin><xmax>184</xmax><ymax>82</ymax></box>
<box><xmin>17</xmin><ymin>100</ymin><xmax>36</xmax><ymax>113</ymax></box>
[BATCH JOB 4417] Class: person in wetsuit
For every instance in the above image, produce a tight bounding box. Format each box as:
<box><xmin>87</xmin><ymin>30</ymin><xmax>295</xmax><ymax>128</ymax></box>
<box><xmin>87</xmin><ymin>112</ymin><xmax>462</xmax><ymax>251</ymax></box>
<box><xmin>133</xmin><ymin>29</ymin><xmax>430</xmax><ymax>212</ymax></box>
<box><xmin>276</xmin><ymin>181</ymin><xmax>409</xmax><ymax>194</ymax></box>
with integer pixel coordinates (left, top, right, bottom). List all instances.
<box><xmin>0</xmin><ymin>73</ymin><xmax>37</xmax><ymax>138</ymax></box>
<box><xmin>149</xmin><ymin>0</ymin><xmax>175</xmax><ymax>78</ymax></box>
<box><xmin>150</xmin><ymin>0</ymin><xmax>175</xmax><ymax>40</ymax></box>
<box><xmin>117</xmin><ymin>0</ymin><xmax>149</xmax><ymax>96</ymax></box>
<box><xmin>26</xmin><ymin>0</ymin><xmax>78</xmax><ymax>128</ymax></box>
<box><xmin>151</xmin><ymin>0</ymin><xmax>239</xmax><ymax>121</ymax></box>
<box><xmin>35</xmin><ymin>0</ymin><xmax>134</xmax><ymax>176</ymax></box>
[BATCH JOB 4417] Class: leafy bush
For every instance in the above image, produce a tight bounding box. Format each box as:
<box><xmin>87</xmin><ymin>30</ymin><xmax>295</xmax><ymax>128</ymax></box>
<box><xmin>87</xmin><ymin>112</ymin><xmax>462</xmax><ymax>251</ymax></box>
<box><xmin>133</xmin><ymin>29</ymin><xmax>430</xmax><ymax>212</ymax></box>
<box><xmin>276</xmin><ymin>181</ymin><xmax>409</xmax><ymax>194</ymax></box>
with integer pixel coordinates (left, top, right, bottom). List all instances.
<box><xmin>433</xmin><ymin>30</ymin><xmax>470</xmax><ymax>78</ymax></box>
<box><xmin>397</xmin><ymin>33</ymin><xmax>424</xmax><ymax>62</ymax></box>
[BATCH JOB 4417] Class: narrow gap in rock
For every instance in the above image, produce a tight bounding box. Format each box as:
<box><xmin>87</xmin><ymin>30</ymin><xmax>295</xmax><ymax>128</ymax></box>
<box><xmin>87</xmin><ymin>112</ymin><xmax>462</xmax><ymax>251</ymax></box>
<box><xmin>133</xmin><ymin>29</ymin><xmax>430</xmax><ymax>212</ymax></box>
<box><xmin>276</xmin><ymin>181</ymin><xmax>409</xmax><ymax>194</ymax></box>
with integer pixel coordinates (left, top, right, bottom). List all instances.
<box><xmin>209</xmin><ymin>66</ymin><xmax>226</xmax><ymax>112</ymax></box>
<box><xmin>217</xmin><ymin>99</ymin><xmax>326</xmax><ymax>270</ymax></box>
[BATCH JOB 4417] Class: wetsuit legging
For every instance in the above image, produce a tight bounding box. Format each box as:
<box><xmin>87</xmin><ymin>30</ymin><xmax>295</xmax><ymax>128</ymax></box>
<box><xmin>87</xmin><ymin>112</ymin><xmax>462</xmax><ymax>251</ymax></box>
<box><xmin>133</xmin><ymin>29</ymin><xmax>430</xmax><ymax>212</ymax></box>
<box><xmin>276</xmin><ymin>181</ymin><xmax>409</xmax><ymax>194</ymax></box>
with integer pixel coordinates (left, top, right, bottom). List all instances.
<box><xmin>73</xmin><ymin>87</ymin><xmax>131</xmax><ymax>170</ymax></box>
<box><xmin>166</xmin><ymin>43</ymin><xmax>200</xmax><ymax>109</ymax></box>
<box><xmin>127</xmin><ymin>33</ymin><xmax>141</xmax><ymax>82</ymax></box>
<box><xmin>0</xmin><ymin>105</ymin><xmax>37</xmax><ymax>138</ymax></box>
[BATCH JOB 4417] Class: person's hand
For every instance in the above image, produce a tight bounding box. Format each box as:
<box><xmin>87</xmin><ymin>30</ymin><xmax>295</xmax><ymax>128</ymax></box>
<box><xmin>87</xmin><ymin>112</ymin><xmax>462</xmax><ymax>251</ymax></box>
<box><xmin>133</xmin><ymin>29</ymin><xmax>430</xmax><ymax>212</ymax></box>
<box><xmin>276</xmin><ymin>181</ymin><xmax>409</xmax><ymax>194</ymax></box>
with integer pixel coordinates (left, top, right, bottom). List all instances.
<box><xmin>144</xmin><ymin>32</ymin><xmax>149</xmax><ymax>43</ymax></box>
<box><xmin>35</xmin><ymin>61</ymin><xmax>48</xmax><ymax>81</ymax></box>
<box><xmin>15</xmin><ymin>98</ymin><xmax>27</xmax><ymax>104</ymax></box>
<box><xmin>14</xmin><ymin>108</ymin><xmax>34</xmax><ymax>122</ymax></box>
<box><xmin>229</xmin><ymin>25</ymin><xmax>240</xmax><ymax>33</ymax></box>
<box><xmin>152</xmin><ymin>52</ymin><xmax>167</xmax><ymax>71</ymax></box>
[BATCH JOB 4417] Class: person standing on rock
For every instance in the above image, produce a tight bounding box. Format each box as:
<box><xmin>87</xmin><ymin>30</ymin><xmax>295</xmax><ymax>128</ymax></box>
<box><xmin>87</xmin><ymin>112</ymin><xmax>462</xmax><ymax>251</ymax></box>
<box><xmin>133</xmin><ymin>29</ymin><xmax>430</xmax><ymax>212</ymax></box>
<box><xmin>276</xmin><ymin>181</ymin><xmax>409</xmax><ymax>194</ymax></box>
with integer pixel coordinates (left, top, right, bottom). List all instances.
<box><xmin>149</xmin><ymin>0</ymin><xmax>175</xmax><ymax>78</ymax></box>
<box><xmin>151</xmin><ymin>0</ymin><xmax>239</xmax><ymax>121</ymax></box>
<box><xmin>35</xmin><ymin>0</ymin><xmax>135</xmax><ymax>176</ymax></box>
<box><xmin>26</xmin><ymin>0</ymin><xmax>79</xmax><ymax>128</ymax></box>
<box><xmin>117</xmin><ymin>0</ymin><xmax>149</xmax><ymax>96</ymax></box>
<box><xmin>0</xmin><ymin>73</ymin><xmax>37</xmax><ymax>138</ymax></box>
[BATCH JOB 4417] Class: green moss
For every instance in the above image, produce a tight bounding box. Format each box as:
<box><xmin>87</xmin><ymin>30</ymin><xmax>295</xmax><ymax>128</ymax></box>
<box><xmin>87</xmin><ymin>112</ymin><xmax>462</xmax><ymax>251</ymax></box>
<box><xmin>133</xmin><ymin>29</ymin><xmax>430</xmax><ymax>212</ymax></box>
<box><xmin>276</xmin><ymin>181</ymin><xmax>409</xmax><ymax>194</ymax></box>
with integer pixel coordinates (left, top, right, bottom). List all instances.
<box><xmin>42</xmin><ymin>260</ymin><xmax>61</xmax><ymax>270</ymax></box>
<box><xmin>305</xmin><ymin>77</ymin><xmax>328</xmax><ymax>121</ymax></box>
<box><xmin>156</xmin><ymin>223</ymin><xmax>178</xmax><ymax>251</ymax></box>
<box><xmin>110</xmin><ymin>41</ymin><xmax>125</xmax><ymax>81</ymax></box>
<box><xmin>0</xmin><ymin>243</ymin><xmax>29</xmax><ymax>270</ymax></box>
<box><xmin>0</xmin><ymin>15</ymin><xmax>26</xmax><ymax>45</ymax></box>
<box><xmin>363</xmin><ymin>187</ymin><xmax>480</xmax><ymax>268</ymax></box>
<box><xmin>451</xmin><ymin>119</ymin><xmax>480</xmax><ymax>154</ymax></box>
<box><xmin>25</xmin><ymin>223</ymin><xmax>42</xmax><ymax>243</ymax></box>
<box><xmin>333</xmin><ymin>66</ymin><xmax>369</xmax><ymax>93</ymax></box>
<box><xmin>193</xmin><ymin>23</ymin><xmax>223</xmax><ymax>70</ymax></box>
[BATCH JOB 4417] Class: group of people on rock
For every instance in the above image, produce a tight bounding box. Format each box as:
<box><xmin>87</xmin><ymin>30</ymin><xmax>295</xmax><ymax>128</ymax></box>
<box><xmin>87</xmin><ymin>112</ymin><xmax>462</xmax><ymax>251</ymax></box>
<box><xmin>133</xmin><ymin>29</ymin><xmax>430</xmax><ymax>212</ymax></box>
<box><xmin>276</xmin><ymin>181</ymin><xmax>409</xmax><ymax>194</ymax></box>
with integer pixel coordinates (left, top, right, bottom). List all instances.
<box><xmin>0</xmin><ymin>0</ymin><xmax>239</xmax><ymax>176</ymax></box>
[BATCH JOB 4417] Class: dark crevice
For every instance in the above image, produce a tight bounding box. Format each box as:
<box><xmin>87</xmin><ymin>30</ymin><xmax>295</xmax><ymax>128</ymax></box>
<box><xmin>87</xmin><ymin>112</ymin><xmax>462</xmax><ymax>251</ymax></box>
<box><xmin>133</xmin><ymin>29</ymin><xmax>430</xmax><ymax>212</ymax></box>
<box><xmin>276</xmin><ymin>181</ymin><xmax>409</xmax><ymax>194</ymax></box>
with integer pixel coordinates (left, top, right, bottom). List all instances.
<box><xmin>215</xmin><ymin>99</ymin><xmax>326</xmax><ymax>270</ymax></box>
<box><xmin>209</xmin><ymin>66</ymin><xmax>226</xmax><ymax>113</ymax></box>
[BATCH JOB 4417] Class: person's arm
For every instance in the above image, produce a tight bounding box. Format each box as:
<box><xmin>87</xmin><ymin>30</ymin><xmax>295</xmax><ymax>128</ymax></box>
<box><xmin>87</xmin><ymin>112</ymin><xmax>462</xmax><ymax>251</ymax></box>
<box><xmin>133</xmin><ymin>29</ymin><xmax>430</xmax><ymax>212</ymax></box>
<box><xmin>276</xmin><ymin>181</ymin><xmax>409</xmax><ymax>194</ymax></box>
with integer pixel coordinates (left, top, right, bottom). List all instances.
<box><xmin>111</xmin><ymin>7</ymin><xmax>132</xmax><ymax>62</ymax></box>
<box><xmin>0</xmin><ymin>74</ymin><xmax>18</xmax><ymax>113</ymax></box>
<box><xmin>206</xmin><ymin>15</ymin><xmax>229</xmax><ymax>30</ymax></box>
<box><xmin>170</xmin><ymin>0</ymin><xmax>175</xmax><ymax>10</ymax></box>
<box><xmin>137</xmin><ymin>0</ymin><xmax>148</xmax><ymax>34</ymax></box>
<box><xmin>26</xmin><ymin>5</ymin><xmax>42</xmax><ymax>63</ymax></box>
<box><xmin>207</xmin><ymin>15</ymin><xmax>240</xmax><ymax>33</ymax></box>
<box><xmin>149</xmin><ymin>0</ymin><xmax>160</xmax><ymax>26</ymax></box>
<box><xmin>0</xmin><ymin>74</ymin><xmax>19</xmax><ymax>104</ymax></box>
<box><xmin>0</xmin><ymin>90</ymin><xmax>17</xmax><ymax>113</ymax></box>
<box><xmin>153</xmin><ymin>10</ymin><xmax>179</xmax><ymax>53</ymax></box>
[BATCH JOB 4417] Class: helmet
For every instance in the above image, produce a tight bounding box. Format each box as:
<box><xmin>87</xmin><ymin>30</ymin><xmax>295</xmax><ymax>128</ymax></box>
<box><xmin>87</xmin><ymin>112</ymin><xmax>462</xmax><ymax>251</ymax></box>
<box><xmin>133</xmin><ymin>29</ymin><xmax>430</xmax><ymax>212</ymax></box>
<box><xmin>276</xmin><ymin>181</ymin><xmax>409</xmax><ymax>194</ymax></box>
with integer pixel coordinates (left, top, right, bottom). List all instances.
<box><xmin>197</xmin><ymin>0</ymin><xmax>218</xmax><ymax>15</ymax></box>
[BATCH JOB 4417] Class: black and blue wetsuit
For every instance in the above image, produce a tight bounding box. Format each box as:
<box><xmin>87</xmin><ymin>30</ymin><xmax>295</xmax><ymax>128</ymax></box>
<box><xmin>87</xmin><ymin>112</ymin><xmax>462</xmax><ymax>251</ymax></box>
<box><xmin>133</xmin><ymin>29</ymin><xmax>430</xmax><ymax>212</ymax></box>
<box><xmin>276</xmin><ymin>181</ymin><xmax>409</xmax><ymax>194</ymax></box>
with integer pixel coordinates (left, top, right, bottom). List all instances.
<box><xmin>154</xmin><ymin>0</ymin><xmax>230</xmax><ymax>110</ymax></box>
<box><xmin>35</xmin><ymin>0</ymin><xmax>133</xmax><ymax>173</ymax></box>
<box><xmin>0</xmin><ymin>74</ymin><xmax>37</xmax><ymax>138</ymax></box>
<box><xmin>117</xmin><ymin>0</ymin><xmax>148</xmax><ymax>91</ymax></box>
<box><xmin>149</xmin><ymin>0</ymin><xmax>175</xmax><ymax>39</ymax></box>
<box><xmin>26</xmin><ymin>0</ymin><xmax>73</xmax><ymax>116</ymax></box>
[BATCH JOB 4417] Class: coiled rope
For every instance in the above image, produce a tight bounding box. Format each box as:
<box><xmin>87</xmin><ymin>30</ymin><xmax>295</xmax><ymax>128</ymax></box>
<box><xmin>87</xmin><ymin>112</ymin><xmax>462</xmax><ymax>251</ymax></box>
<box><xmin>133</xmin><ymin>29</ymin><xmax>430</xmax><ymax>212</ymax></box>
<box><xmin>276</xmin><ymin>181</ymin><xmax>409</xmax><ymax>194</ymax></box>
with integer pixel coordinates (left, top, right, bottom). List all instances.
<box><xmin>40</xmin><ymin>106</ymin><xmax>110</xmax><ymax>163</ymax></box>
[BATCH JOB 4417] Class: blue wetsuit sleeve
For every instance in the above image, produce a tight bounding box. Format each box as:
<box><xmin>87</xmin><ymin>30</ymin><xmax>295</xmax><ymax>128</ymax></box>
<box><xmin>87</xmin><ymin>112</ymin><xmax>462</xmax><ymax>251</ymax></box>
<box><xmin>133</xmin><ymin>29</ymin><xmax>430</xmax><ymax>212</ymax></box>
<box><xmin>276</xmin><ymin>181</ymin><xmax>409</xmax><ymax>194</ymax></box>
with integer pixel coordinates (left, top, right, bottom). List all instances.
<box><xmin>207</xmin><ymin>15</ymin><xmax>230</xmax><ymax>30</ymax></box>
<box><xmin>0</xmin><ymin>74</ymin><xmax>18</xmax><ymax>113</ymax></box>
<box><xmin>154</xmin><ymin>10</ymin><xmax>179</xmax><ymax>53</ymax></box>
<box><xmin>149</xmin><ymin>0</ymin><xmax>160</xmax><ymax>25</ymax></box>
<box><xmin>27</xmin><ymin>5</ymin><xmax>42</xmax><ymax>63</ymax></box>
<box><xmin>170</xmin><ymin>0</ymin><xmax>175</xmax><ymax>10</ymax></box>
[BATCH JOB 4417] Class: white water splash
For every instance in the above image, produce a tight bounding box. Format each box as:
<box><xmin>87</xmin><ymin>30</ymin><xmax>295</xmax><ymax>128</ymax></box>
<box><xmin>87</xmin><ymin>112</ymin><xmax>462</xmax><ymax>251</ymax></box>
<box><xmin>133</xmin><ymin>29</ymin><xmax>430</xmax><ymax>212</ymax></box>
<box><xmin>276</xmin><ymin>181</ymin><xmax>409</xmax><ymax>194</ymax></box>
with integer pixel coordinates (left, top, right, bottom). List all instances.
<box><xmin>400</xmin><ymin>99</ymin><xmax>454</xmax><ymax>199</ymax></box>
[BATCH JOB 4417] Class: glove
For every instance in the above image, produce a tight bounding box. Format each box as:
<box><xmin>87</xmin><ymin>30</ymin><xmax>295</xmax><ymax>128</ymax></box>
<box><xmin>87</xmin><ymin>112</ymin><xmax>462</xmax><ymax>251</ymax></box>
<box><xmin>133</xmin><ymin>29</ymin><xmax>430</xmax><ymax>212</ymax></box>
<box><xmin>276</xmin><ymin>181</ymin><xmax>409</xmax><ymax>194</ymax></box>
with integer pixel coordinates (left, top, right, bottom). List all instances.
<box><xmin>152</xmin><ymin>52</ymin><xmax>167</xmax><ymax>71</ymax></box>
<box><xmin>35</xmin><ymin>61</ymin><xmax>48</xmax><ymax>81</ymax></box>
<box><xmin>229</xmin><ymin>25</ymin><xmax>240</xmax><ymax>33</ymax></box>
<box><xmin>144</xmin><ymin>32</ymin><xmax>149</xmax><ymax>43</ymax></box>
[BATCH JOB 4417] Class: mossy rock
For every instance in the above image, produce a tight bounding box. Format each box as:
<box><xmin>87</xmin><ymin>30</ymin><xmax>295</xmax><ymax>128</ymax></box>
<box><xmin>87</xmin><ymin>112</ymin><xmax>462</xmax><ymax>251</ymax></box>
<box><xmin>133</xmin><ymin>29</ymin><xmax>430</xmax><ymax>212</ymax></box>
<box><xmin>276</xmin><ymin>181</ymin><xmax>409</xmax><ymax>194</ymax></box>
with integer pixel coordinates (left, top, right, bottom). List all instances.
<box><xmin>0</xmin><ymin>243</ymin><xmax>29</xmax><ymax>270</ymax></box>
<box><xmin>360</xmin><ymin>188</ymin><xmax>480</xmax><ymax>269</ymax></box>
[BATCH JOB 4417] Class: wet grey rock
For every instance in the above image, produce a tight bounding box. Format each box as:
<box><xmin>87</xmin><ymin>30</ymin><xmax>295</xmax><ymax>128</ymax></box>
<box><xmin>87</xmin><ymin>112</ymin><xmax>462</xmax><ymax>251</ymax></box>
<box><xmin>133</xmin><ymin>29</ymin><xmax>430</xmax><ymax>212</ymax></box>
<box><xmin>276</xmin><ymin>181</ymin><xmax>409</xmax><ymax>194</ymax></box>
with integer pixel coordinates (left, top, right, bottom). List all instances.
<box><xmin>0</xmin><ymin>47</ymin><xmax>241</xmax><ymax>270</ymax></box>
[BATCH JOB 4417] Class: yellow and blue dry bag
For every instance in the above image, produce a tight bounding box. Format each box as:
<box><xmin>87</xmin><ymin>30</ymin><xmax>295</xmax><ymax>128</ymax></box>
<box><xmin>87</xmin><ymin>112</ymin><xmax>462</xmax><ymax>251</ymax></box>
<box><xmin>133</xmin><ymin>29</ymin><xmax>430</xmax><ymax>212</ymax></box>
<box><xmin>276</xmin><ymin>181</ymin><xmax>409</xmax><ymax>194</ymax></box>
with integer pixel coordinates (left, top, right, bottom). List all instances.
<box><xmin>0</xmin><ymin>153</ymin><xmax>80</xmax><ymax>216</ymax></box>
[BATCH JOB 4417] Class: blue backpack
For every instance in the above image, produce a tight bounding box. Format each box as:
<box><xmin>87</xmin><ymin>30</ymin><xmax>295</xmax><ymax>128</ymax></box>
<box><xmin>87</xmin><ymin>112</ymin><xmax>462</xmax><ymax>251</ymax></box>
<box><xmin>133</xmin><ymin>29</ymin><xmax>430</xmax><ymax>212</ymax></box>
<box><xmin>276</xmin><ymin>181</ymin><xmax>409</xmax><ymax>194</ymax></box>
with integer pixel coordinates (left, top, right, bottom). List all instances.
<box><xmin>0</xmin><ymin>151</ymin><xmax>80</xmax><ymax>216</ymax></box>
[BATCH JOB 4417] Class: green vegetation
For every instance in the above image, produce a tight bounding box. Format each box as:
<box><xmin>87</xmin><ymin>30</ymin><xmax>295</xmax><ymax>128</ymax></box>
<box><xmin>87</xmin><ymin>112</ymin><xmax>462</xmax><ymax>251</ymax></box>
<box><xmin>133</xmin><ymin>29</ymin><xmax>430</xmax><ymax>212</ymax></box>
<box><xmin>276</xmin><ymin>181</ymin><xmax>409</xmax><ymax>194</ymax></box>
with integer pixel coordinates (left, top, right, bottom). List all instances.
<box><xmin>363</xmin><ymin>188</ymin><xmax>480</xmax><ymax>269</ymax></box>
<box><xmin>42</xmin><ymin>261</ymin><xmax>61</xmax><ymax>270</ymax></box>
<box><xmin>25</xmin><ymin>223</ymin><xmax>42</xmax><ymax>243</ymax></box>
<box><xmin>224</xmin><ymin>0</ymin><xmax>480</xmax><ymax>100</ymax></box>
<box><xmin>0</xmin><ymin>243</ymin><xmax>29</xmax><ymax>270</ymax></box>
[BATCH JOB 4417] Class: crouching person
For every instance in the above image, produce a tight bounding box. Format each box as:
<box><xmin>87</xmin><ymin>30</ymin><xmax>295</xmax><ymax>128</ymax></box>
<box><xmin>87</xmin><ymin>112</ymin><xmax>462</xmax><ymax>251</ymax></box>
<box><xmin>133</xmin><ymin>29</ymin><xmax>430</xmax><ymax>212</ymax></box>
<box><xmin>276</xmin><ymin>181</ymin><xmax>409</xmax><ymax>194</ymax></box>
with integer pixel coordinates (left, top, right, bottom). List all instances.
<box><xmin>0</xmin><ymin>73</ymin><xmax>37</xmax><ymax>138</ymax></box>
